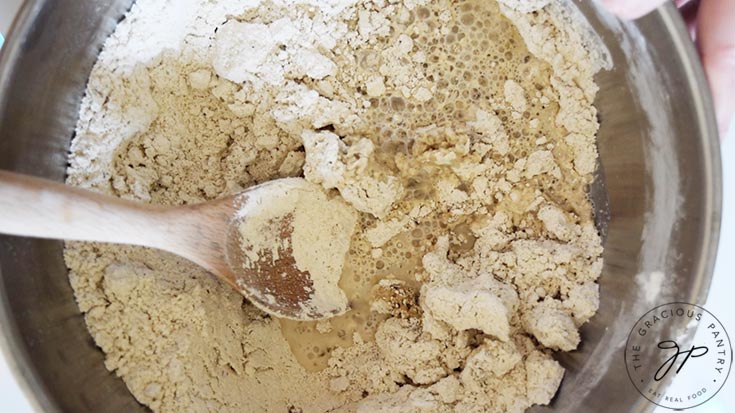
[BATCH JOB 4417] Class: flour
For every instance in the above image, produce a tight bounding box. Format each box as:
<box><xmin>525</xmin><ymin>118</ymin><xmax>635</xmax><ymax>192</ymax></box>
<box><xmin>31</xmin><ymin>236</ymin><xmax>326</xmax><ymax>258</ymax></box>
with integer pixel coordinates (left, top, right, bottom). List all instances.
<box><xmin>504</xmin><ymin>79</ymin><xmax>528</xmax><ymax>113</ymax></box>
<box><xmin>497</xmin><ymin>0</ymin><xmax>551</xmax><ymax>13</ymax></box>
<box><xmin>423</xmin><ymin>276</ymin><xmax>513</xmax><ymax>342</ymax></box>
<box><xmin>538</xmin><ymin>204</ymin><xmax>575</xmax><ymax>242</ymax></box>
<box><xmin>213</xmin><ymin>19</ymin><xmax>337</xmax><ymax>85</ymax></box>
<box><xmin>65</xmin><ymin>0</ymin><xmax>608</xmax><ymax>411</ymax></box>
<box><xmin>303</xmin><ymin>131</ymin><xmax>404</xmax><ymax>218</ymax></box>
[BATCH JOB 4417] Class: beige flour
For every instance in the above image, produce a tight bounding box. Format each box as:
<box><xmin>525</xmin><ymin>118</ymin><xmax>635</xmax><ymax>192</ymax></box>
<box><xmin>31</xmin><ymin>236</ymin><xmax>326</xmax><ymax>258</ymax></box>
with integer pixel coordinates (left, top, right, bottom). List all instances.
<box><xmin>234</xmin><ymin>178</ymin><xmax>356</xmax><ymax>318</ymax></box>
<box><xmin>65</xmin><ymin>0</ymin><xmax>610</xmax><ymax>411</ymax></box>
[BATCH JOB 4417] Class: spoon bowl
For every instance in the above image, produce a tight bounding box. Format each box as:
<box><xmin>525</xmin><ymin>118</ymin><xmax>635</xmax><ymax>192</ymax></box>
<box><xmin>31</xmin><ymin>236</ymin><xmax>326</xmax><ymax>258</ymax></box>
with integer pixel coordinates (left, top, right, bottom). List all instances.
<box><xmin>224</xmin><ymin>179</ymin><xmax>354</xmax><ymax>320</ymax></box>
<box><xmin>0</xmin><ymin>171</ymin><xmax>351</xmax><ymax>320</ymax></box>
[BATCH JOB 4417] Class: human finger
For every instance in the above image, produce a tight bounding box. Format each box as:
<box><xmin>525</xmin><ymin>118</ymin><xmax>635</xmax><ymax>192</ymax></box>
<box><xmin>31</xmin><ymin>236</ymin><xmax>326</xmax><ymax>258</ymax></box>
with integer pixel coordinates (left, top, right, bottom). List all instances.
<box><xmin>697</xmin><ymin>0</ymin><xmax>735</xmax><ymax>136</ymax></box>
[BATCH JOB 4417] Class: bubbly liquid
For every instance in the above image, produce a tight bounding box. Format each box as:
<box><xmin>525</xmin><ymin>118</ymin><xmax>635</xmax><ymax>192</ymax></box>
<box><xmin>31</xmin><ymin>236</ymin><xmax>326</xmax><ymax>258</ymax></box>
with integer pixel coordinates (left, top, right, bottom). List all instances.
<box><xmin>280</xmin><ymin>217</ymin><xmax>439</xmax><ymax>371</ymax></box>
<box><xmin>280</xmin><ymin>0</ymin><xmax>593</xmax><ymax>371</ymax></box>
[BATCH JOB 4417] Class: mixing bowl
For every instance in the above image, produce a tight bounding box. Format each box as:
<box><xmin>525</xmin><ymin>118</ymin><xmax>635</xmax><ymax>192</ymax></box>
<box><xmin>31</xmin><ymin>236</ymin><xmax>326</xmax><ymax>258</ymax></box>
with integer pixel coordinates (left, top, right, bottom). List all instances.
<box><xmin>0</xmin><ymin>1</ymin><xmax>722</xmax><ymax>412</ymax></box>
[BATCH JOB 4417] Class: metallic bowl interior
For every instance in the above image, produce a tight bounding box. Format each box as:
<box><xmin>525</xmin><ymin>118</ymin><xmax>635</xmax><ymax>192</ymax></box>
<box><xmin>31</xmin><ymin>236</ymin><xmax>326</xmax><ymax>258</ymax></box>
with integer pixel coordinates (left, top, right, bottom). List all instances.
<box><xmin>0</xmin><ymin>1</ymin><xmax>722</xmax><ymax>412</ymax></box>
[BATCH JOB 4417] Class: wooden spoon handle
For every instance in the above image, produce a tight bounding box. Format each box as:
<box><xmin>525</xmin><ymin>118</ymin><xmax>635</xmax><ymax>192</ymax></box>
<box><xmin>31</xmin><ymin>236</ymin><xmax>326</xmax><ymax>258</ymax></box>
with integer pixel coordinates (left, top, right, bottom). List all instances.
<box><xmin>0</xmin><ymin>170</ymin><xmax>169</xmax><ymax>248</ymax></box>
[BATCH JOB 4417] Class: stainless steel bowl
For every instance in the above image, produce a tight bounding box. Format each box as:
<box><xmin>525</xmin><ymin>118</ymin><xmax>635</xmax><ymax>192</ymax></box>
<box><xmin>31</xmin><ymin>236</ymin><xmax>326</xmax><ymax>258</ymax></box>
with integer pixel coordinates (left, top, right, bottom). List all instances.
<box><xmin>0</xmin><ymin>1</ymin><xmax>722</xmax><ymax>412</ymax></box>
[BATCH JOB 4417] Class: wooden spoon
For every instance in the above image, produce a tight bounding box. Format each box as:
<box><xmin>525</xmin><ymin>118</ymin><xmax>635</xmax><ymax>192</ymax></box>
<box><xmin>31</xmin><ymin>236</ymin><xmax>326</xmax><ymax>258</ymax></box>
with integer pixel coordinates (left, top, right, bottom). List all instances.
<box><xmin>0</xmin><ymin>171</ymin><xmax>351</xmax><ymax>320</ymax></box>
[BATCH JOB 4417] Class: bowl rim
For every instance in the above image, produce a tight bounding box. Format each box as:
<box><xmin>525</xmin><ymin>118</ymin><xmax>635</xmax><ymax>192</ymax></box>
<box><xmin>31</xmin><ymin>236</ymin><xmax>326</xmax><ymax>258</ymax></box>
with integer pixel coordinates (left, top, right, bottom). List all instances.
<box><xmin>0</xmin><ymin>1</ymin><xmax>71</xmax><ymax>410</ymax></box>
<box><xmin>655</xmin><ymin>4</ymin><xmax>722</xmax><ymax>307</ymax></box>
<box><xmin>0</xmin><ymin>1</ymin><xmax>722</xmax><ymax>412</ymax></box>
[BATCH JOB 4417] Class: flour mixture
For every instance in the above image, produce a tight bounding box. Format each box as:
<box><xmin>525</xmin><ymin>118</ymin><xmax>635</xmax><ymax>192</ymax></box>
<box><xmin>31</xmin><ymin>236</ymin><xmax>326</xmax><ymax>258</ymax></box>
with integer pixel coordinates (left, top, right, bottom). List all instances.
<box><xmin>65</xmin><ymin>0</ymin><xmax>610</xmax><ymax>411</ymax></box>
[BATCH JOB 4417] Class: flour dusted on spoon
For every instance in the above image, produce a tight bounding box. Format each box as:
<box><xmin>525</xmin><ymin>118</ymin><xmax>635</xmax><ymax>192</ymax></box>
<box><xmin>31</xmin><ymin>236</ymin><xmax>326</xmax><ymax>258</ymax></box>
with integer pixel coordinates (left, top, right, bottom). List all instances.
<box><xmin>233</xmin><ymin>179</ymin><xmax>356</xmax><ymax>318</ymax></box>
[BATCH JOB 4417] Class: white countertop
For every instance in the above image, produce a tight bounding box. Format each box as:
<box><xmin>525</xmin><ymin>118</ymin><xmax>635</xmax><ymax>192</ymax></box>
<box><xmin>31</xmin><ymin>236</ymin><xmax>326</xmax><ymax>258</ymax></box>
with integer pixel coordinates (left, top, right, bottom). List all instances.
<box><xmin>0</xmin><ymin>3</ymin><xmax>733</xmax><ymax>412</ymax></box>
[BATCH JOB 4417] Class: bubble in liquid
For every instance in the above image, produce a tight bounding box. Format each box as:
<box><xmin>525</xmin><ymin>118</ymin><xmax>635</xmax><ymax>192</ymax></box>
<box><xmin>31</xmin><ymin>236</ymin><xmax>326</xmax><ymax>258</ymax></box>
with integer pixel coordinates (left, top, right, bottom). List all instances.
<box><xmin>460</xmin><ymin>14</ymin><xmax>475</xmax><ymax>25</ymax></box>
<box><xmin>390</xmin><ymin>97</ymin><xmax>406</xmax><ymax>111</ymax></box>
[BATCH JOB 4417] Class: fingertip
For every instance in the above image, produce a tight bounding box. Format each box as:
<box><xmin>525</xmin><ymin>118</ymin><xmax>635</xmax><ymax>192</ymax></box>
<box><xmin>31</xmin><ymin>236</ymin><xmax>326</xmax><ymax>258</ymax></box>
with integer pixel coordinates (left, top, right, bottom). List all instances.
<box><xmin>715</xmin><ymin>88</ymin><xmax>735</xmax><ymax>139</ymax></box>
<box><xmin>697</xmin><ymin>0</ymin><xmax>735</xmax><ymax>139</ymax></box>
<box><xmin>718</xmin><ymin>119</ymin><xmax>733</xmax><ymax>140</ymax></box>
